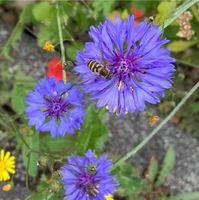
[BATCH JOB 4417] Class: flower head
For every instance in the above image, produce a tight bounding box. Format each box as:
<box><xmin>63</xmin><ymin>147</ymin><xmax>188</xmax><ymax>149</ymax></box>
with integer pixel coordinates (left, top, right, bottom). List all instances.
<box><xmin>61</xmin><ymin>150</ymin><xmax>118</xmax><ymax>200</ymax></box>
<box><xmin>2</xmin><ymin>183</ymin><xmax>12</xmax><ymax>192</ymax></box>
<box><xmin>148</xmin><ymin>114</ymin><xmax>159</xmax><ymax>127</ymax></box>
<box><xmin>26</xmin><ymin>77</ymin><xmax>85</xmax><ymax>137</ymax></box>
<box><xmin>0</xmin><ymin>150</ymin><xmax>15</xmax><ymax>182</ymax></box>
<box><xmin>47</xmin><ymin>58</ymin><xmax>70</xmax><ymax>81</ymax></box>
<box><xmin>43</xmin><ymin>41</ymin><xmax>55</xmax><ymax>52</ymax></box>
<box><xmin>75</xmin><ymin>16</ymin><xmax>175</xmax><ymax>115</ymax></box>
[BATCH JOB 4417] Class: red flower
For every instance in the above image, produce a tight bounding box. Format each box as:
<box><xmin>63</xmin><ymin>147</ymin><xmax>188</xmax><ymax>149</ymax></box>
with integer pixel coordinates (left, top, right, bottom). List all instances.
<box><xmin>131</xmin><ymin>6</ymin><xmax>144</xmax><ymax>20</ymax></box>
<box><xmin>47</xmin><ymin>57</ymin><xmax>70</xmax><ymax>81</ymax></box>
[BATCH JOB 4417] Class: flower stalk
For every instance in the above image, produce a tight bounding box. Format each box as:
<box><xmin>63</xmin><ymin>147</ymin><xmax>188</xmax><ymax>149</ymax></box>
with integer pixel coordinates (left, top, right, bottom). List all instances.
<box><xmin>56</xmin><ymin>2</ymin><xmax>67</xmax><ymax>83</ymax></box>
<box><xmin>112</xmin><ymin>81</ymin><xmax>199</xmax><ymax>170</ymax></box>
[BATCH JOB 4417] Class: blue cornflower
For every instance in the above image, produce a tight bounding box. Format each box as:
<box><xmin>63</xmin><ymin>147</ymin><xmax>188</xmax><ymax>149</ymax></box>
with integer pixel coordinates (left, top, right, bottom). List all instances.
<box><xmin>61</xmin><ymin>150</ymin><xmax>118</xmax><ymax>200</ymax></box>
<box><xmin>26</xmin><ymin>77</ymin><xmax>85</xmax><ymax>137</ymax></box>
<box><xmin>74</xmin><ymin>16</ymin><xmax>175</xmax><ymax>115</ymax></box>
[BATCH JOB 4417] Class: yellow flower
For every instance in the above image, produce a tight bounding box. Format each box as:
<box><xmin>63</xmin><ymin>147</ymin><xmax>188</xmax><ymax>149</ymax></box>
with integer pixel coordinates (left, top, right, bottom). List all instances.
<box><xmin>2</xmin><ymin>183</ymin><xmax>12</xmax><ymax>192</ymax></box>
<box><xmin>43</xmin><ymin>41</ymin><xmax>55</xmax><ymax>52</ymax></box>
<box><xmin>148</xmin><ymin>115</ymin><xmax>160</xmax><ymax>127</ymax></box>
<box><xmin>0</xmin><ymin>150</ymin><xmax>16</xmax><ymax>181</ymax></box>
<box><xmin>105</xmin><ymin>194</ymin><xmax>114</xmax><ymax>200</ymax></box>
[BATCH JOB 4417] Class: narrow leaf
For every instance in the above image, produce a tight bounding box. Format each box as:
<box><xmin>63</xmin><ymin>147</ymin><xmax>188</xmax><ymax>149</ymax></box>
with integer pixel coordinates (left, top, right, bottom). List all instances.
<box><xmin>167</xmin><ymin>40</ymin><xmax>199</xmax><ymax>53</ymax></box>
<box><xmin>159</xmin><ymin>192</ymin><xmax>199</xmax><ymax>200</ymax></box>
<box><xmin>160</xmin><ymin>0</ymin><xmax>199</xmax><ymax>31</ymax></box>
<box><xmin>22</xmin><ymin>130</ymin><xmax>40</xmax><ymax>177</ymax></box>
<box><xmin>11</xmin><ymin>85</ymin><xmax>27</xmax><ymax>115</ymax></box>
<box><xmin>155</xmin><ymin>145</ymin><xmax>175</xmax><ymax>187</ymax></box>
<box><xmin>145</xmin><ymin>156</ymin><xmax>159</xmax><ymax>183</ymax></box>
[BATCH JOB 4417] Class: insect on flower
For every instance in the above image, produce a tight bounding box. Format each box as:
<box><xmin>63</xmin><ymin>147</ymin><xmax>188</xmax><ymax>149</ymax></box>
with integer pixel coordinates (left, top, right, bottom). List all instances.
<box><xmin>75</xmin><ymin>15</ymin><xmax>176</xmax><ymax>116</ymax></box>
<box><xmin>87</xmin><ymin>60</ymin><xmax>113</xmax><ymax>79</ymax></box>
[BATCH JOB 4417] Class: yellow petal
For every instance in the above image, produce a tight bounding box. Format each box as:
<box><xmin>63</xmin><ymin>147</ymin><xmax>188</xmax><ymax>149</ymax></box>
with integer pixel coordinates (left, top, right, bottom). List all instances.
<box><xmin>0</xmin><ymin>150</ymin><xmax>5</xmax><ymax>160</ymax></box>
<box><xmin>6</xmin><ymin>168</ymin><xmax>15</xmax><ymax>174</ymax></box>
<box><xmin>4</xmin><ymin>152</ymin><xmax>11</xmax><ymax>161</ymax></box>
<box><xmin>2</xmin><ymin>171</ymin><xmax>10</xmax><ymax>181</ymax></box>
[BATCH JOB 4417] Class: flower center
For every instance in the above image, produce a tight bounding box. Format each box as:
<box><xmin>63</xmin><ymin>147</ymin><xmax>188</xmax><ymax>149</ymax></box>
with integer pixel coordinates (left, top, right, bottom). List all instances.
<box><xmin>118</xmin><ymin>59</ymin><xmax>131</xmax><ymax>75</ymax></box>
<box><xmin>78</xmin><ymin>173</ymin><xmax>99</xmax><ymax>196</ymax></box>
<box><xmin>111</xmin><ymin>55</ymin><xmax>139</xmax><ymax>81</ymax></box>
<box><xmin>44</xmin><ymin>96</ymin><xmax>68</xmax><ymax>118</ymax></box>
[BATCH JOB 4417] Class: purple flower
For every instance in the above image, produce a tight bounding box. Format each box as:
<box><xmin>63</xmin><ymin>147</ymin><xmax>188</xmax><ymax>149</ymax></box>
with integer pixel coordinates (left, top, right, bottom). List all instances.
<box><xmin>74</xmin><ymin>16</ymin><xmax>175</xmax><ymax>115</ymax></box>
<box><xmin>26</xmin><ymin>77</ymin><xmax>85</xmax><ymax>137</ymax></box>
<box><xmin>61</xmin><ymin>150</ymin><xmax>118</xmax><ymax>200</ymax></box>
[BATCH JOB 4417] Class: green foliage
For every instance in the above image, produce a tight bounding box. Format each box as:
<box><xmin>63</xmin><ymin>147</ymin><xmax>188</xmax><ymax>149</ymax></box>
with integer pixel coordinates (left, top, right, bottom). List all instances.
<box><xmin>167</xmin><ymin>40</ymin><xmax>199</xmax><ymax>53</ymax></box>
<box><xmin>115</xmin><ymin>163</ymin><xmax>146</xmax><ymax>197</ymax></box>
<box><xmin>11</xmin><ymin>85</ymin><xmax>27</xmax><ymax>115</ymax></box>
<box><xmin>22</xmin><ymin>128</ymin><xmax>40</xmax><ymax>177</ymax></box>
<box><xmin>159</xmin><ymin>192</ymin><xmax>199</xmax><ymax>200</ymax></box>
<box><xmin>40</xmin><ymin>133</ymin><xmax>76</xmax><ymax>154</ymax></box>
<box><xmin>146</xmin><ymin>156</ymin><xmax>159</xmax><ymax>183</ymax></box>
<box><xmin>1</xmin><ymin>4</ymin><xmax>35</xmax><ymax>60</ymax></box>
<box><xmin>155</xmin><ymin>1</ymin><xmax>177</xmax><ymax>25</ymax></box>
<box><xmin>155</xmin><ymin>145</ymin><xmax>175</xmax><ymax>187</ymax></box>
<box><xmin>32</xmin><ymin>2</ymin><xmax>53</xmax><ymax>21</ymax></box>
<box><xmin>26</xmin><ymin>179</ymin><xmax>62</xmax><ymax>200</ymax></box>
<box><xmin>11</xmin><ymin>70</ymin><xmax>36</xmax><ymax>115</ymax></box>
<box><xmin>92</xmin><ymin>0</ymin><xmax>115</xmax><ymax>17</ymax></box>
<box><xmin>76</xmin><ymin>105</ymin><xmax>108</xmax><ymax>154</ymax></box>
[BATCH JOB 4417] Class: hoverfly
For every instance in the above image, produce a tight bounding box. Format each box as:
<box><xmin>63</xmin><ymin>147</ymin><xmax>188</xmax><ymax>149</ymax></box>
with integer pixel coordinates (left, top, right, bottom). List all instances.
<box><xmin>87</xmin><ymin>60</ymin><xmax>113</xmax><ymax>80</ymax></box>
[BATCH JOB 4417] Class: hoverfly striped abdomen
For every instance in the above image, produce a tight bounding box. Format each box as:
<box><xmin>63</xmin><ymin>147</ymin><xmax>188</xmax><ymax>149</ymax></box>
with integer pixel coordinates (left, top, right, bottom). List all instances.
<box><xmin>87</xmin><ymin>60</ymin><xmax>113</xmax><ymax>80</ymax></box>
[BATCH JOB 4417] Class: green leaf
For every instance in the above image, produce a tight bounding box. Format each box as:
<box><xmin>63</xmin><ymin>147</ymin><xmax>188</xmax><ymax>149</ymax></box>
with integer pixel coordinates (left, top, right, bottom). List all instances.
<box><xmin>40</xmin><ymin>133</ymin><xmax>76</xmax><ymax>154</ymax></box>
<box><xmin>146</xmin><ymin>156</ymin><xmax>159</xmax><ymax>183</ymax></box>
<box><xmin>0</xmin><ymin>21</ymin><xmax>23</xmax><ymax>60</ymax></box>
<box><xmin>160</xmin><ymin>0</ymin><xmax>199</xmax><ymax>31</ymax></box>
<box><xmin>190</xmin><ymin>102</ymin><xmax>199</xmax><ymax>113</ymax></box>
<box><xmin>159</xmin><ymin>192</ymin><xmax>199</xmax><ymax>200</ymax></box>
<box><xmin>167</xmin><ymin>40</ymin><xmax>199</xmax><ymax>53</ymax></box>
<box><xmin>11</xmin><ymin>85</ymin><xmax>27</xmax><ymax>115</ymax></box>
<box><xmin>155</xmin><ymin>1</ymin><xmax>176</xmax><ymax>25</ymax></box>
<box><xmin>20</xmin><ymin>3</ymin><xmax>35</xmax><ymax>24</ymax></box>
<box><xmin>155</xmin><ymin>145</ymin><xmax>175</xmax><ymax>187</ymax></box>
<box><xmin>67</xmin><ymin>43</ymin><xmax>84</xmax><ymax>60</ymax></box>
<box><xmin>22</xmin><ymin>130</ymin><xmax>40</xmax><ymax>177</ymax></box>
<box><xmin>102</xmin><ymin>0</ymin><xmax>115</xmax><ymax>16</ymax></box>
<box><xmin>92</xmin><ymin>0</ymin><xmax>115</xmax><ymax>17</ymax></box>
<box><xmin>0</xmin><ymin>5</ymin><xmax>34</xmax><ymax>60</ymax></box>
<box><xmin>14</xmin><ymin>69</ymin><xmax>36</xmax><ymax>88</ymax></box>
<box><xmin>115</xmin><ymin>163</ymin><xmax>146</xmax><ymax>196</ymax></box>
<box><xmin>76</xmin><ymin>105</ymin><xmax>108</xmax><ymax>154</ymax></box>
<box><xmin>26</xmin><ymin>191</ymin><xmax>60</xmax><ymax>200</ymax></box>
<box><xmin>0</xmin><ymin>90</ymin><xmax>10</xmax><ymax>106</ymax></box>
<box><xmin>32</xmin><ymin>2</ymin><xmax>53</xmax><ymax>21</ymax></box>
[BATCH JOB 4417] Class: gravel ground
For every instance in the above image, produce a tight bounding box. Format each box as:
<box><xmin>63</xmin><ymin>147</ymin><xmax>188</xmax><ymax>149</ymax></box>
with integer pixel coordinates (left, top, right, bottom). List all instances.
<box><xmin>106</xmin><ymin>111</ymin><xmax>199</xmax><ymax>194</ymax></box>
<box><xmin>0</xmin><ymin>18</ymin><xmax>199</xmax><ymax>199</ymax></box>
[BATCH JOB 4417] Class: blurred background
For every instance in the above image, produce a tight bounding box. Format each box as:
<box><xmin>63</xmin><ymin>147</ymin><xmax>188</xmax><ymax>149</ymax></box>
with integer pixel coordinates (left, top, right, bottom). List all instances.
<box><xmin>0</xmin><ymin>0</ymin><xmax>199</xmax><ymax>200</ymax></box>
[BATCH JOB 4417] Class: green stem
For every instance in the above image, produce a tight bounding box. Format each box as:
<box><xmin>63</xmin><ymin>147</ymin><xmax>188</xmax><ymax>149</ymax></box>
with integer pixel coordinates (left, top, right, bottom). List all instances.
<box><xmin>56</xmin><ymin>2</ymin><xmax>67</xmax><ymax>83</ymax></box>
<box><xmin>176</xmin><ymin>59</ymin><xmax>199</xmax><ymax>69</ymax></box>
<box><xmin>160</xmin><ymin>0</ymin><xmax>199</xmax><ymax>31</ymax></box>
<box><xmin>112</xmin><ymin>81</ymin><xmax>199</xmax><ymax>171</ymax></box>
